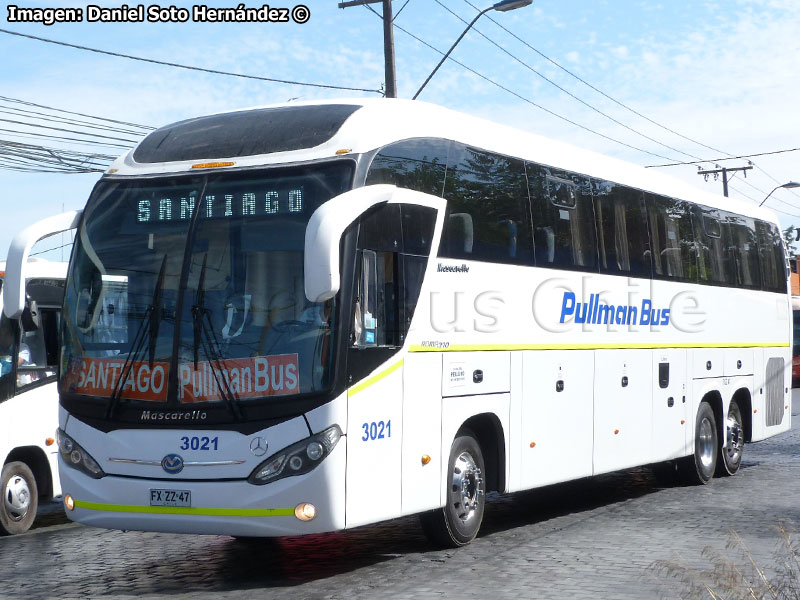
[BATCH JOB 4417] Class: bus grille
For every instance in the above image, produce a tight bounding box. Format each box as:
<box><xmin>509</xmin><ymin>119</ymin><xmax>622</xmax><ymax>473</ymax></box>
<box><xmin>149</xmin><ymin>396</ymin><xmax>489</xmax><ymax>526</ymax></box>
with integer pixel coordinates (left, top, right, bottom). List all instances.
<box><xmin>765</xmin><ymin>357</ymin><xmax>785</xmax><ymax>427</ymax></box>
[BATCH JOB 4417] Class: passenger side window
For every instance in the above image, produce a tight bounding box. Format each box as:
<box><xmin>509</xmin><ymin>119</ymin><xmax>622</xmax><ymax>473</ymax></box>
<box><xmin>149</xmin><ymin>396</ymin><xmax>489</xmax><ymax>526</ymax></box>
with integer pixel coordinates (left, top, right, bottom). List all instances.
<box><xmin>528</xmin><ymin>165</ymin><xmax>597</xmax><ymax>271</ymax></box>
<box><xmin>593</xmin><ymin>181</ymin><xmax>650</xmax><ymax>277</ymax></box>
<box><xmin>726</xmin><ymin>216</ymin><xmax>761</xmax><ymax>289</ymax></box>
<box><xmin>646</xmin><ymin>194</ymin><xmax>696</xmax><ymax>282</ymax></box>
<box><xmin>366</xmin><ymin>138</ymin><xmax>449</xmax><ymax>197</ymax></box>
<box><xmin>693</xmin><ymin>206</ymin><xmax>734</xmax><ymax>285</ymax></box>
<box><xmin>440</xmin><ymin>144</ymin><xmax>533</xmax><ymax>265</ymax></box>
<box><xmin>757</xmin><ymin>220</ymin><xmax>787</xmax><ymax>293</ymax></box>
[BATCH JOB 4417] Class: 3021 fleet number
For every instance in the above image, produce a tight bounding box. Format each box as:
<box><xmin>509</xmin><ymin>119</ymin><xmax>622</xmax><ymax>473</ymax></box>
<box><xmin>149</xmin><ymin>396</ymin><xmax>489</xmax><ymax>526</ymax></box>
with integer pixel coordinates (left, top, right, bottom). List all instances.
<box><xmin>361</xmin><ymin>420</ymin><xmax>391</xmax><ymax>441</ymax></box>
<box><xmin>179</xmin><ymin>436</ymin><xmax>219</xmax><ymax>451</ymax></box>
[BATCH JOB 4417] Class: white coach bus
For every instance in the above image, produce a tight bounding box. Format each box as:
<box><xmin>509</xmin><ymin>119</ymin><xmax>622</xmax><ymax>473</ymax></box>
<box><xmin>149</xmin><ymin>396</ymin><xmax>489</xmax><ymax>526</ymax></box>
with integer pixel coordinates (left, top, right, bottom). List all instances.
<box><xmin>0</xmin><ymin>212</ymin><xmax>78</xmax><ymax>534</ymax></box>
<box><xmin>53</xmin><ymin>100</ymin><xmax>790</xmax><ymax>546</ymax></box>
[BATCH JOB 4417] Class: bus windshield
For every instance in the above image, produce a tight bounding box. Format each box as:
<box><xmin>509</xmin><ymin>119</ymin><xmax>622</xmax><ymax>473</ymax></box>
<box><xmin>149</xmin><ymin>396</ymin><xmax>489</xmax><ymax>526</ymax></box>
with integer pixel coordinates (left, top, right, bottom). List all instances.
<box><xmin>60</xmin><ymin>162</ymin><xmax>352</xmax><ymax>409</ymax></box>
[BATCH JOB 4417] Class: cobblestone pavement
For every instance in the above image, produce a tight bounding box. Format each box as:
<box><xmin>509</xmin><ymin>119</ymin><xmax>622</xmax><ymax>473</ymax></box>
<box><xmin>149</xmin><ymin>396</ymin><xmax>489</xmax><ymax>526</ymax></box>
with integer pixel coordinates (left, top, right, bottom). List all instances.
<box><xmin>3</xmin><ymin>401</ymin><xmax>800</xmax><ymax>600</ymax></box>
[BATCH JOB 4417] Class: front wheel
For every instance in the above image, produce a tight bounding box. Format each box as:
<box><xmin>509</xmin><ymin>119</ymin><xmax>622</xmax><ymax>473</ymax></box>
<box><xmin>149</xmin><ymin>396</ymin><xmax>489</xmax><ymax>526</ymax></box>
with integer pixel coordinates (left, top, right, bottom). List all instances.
<box><xmin>679</xmin><ymin>402</ymin><xmax>718</xmax><ymax>485</ymax></box>
<box><xmin>0</xmin><ymin>461</ymin><xmax>38</xmax><ymax>535</ymax></box>
<box><xmin>420</xmin><ymin>432</ymin><xmax>485</xmax><ymax>547</ymax></box>
<box><xmin>717</xmin><ymin>401</ymin><xmax>744</xmax><ymax>476</ymax></box>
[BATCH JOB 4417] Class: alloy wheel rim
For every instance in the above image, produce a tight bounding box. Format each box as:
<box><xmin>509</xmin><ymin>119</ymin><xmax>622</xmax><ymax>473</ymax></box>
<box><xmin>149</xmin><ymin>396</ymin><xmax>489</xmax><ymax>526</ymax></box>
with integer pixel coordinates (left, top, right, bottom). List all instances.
<box><xmin>4</xmin><ymin>475</ymin><xmax>31</xmax><ymax>521</ymax></box>
<box><xmin>451</xmin><ymin>451</ymin><xmax>484</xmax><ymax>524</ymax></box>
<box><xmin>726</xmin><ymin>414</ymin><xmax>744</xmax><ymax>464</ymax></box>
<box><xmin>698</xmin><ymin>417</ymin><xmax>715</xmax><ymax>469</ymax></box>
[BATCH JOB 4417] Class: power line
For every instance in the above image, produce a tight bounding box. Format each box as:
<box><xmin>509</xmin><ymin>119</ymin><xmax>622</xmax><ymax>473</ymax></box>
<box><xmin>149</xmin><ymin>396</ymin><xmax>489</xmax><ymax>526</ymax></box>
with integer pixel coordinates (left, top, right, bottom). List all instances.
<box><xmin>0</xmin><ymin>139</ymin><xmax>116</xmax><ymax>173</ymax></box>
<box><xmin>0</xmin><ymin>95</ymin><xmax>154</xmax><ymax>131</ymax></box>
<box><xmin>393</xmin><ymin>0</ymin><xmax>413</xmax><ymax>20</ymax></box>
<box><xmin>646</xmin><ymin>147</ymin><xmax>800</xmax><ymax>168</ymax></box>
<box><xmin>0</xmin><ymin>106</ymin><xmax>149</xmax><ymax>137</ymax></box>
<box><xmin>367</xmin><ymin>5</ymin><xmax>678</xmax><ymax>162</ymax></box>
<box><xmin>456</xmin><ymin>0</ymin><xmax>799</xmax><ymax>212</ymax></box>
<box><xmin>0</xmin><ymin>28</ymin><xmax>384</xmax><ymax>95</ymax></box>
<box><xmin>0</xmin><ymin>117</ymin><xmax>140</xmax><ymax>145</ymax></box>
<box><xmin>463</xmin><ymin>0</ymin><xmax>730</xmax><ymax>159</ymax></box>
<box><xmin>434</xmin><ymin>0</ymin><xmax>702</xmax><ymax>163</ymax></box>
<box><xmin>0</xmin><ymin>128</ymin><xmax>132</xmax><ymax>148</ymax></box>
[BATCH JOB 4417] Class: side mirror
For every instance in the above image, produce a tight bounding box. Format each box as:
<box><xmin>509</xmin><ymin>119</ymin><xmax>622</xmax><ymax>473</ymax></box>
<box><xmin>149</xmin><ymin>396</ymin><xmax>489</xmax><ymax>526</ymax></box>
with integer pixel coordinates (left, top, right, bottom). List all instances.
<box><xmin>304</xmin><ymin>185</ymin><xmax>446</xmax><ymax>303</ymax></box>
<box><xmin>3</xmin><ymin>210</ymin><xmax>82</xmax><ymax>320</ymax></box>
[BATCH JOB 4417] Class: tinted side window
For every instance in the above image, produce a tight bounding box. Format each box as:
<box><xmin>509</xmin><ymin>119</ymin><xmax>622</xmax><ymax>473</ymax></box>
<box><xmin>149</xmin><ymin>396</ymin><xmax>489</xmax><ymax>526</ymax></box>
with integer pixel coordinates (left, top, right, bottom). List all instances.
<box><xmin>440</xmin><ymin>144</ymin><xmax>533</xmax><ymax>265</ymax></box>
<box><xmin>528</xmin><ymin>164</ymin><xmax>597</xmax><ymax>271</ymax></box>
<box><xmin>646</xmin><ymin>194</ymin><xmax>696</xmax><ymax>282</ymax></box>
<box><xmin>366</xmin><ymin>138</ymin><xmax>449</xmax><ymax>197</ymax></box>
<box><xmin>727</xmin><ymin>216</ymin><xmax>761</xmax><ymax>289</ymax></box>
<box><xmin>593</xmin><ymin>181</ymin><xmax>650</xmax><ymax>277</ymax></box>
<box><xmin>757</xmin><ymin>220</ymin><xmax>786</xmax><ymax>293</ymax></box>
<box><xmin>401</xmin><ymin>204</ymin><xmax>436</xmax><ymax>256</ymax></box>
<box><xmin>693</xmin><ymin>206</ymin><xmax>733</xmax><ymax>285</ymax></box>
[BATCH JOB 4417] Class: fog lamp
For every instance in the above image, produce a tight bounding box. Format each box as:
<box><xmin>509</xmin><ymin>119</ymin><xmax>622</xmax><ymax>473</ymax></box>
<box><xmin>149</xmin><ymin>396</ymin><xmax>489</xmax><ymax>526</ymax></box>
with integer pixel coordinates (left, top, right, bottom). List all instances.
<box><xmin>295</xmin><ymin>503</ymin><xmax>316</xmax><ymax>521</ymax></box>
<box><xmin>64</xmin><ymin>495</ymin><xmax>75</xmax><ymax>511</ymax></box>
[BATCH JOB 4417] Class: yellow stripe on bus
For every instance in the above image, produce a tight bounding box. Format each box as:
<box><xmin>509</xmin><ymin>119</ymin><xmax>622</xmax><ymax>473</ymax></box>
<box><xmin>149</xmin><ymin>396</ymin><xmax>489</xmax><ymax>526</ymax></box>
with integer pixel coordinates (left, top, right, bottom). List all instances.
<box><xmin>348</xmin><ymin>359</ymin><xmax>404</xmax><ymax>396</ymax></box>
<box><xmin>409</xmin><ymin>342</ymin><xmax>790</xmax><ymax>352</ymax></box>
<box><xmin>73</xmin><ymin>499</ymin><xmax>294</xmax><ymax>517</ymax></box>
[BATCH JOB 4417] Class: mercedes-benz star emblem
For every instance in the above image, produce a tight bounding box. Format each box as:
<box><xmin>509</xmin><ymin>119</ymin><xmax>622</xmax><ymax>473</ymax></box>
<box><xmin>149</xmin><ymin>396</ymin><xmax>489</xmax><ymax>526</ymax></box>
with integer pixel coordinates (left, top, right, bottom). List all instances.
<box><xmin>250</xmin><ymin>437</ymin><xmax>268</xmax><ymax>457</ymax></box>
<box><xmin>161</xmin><ymin>454</ymin><xmax>184</xmax><ymax>474</ymax></box>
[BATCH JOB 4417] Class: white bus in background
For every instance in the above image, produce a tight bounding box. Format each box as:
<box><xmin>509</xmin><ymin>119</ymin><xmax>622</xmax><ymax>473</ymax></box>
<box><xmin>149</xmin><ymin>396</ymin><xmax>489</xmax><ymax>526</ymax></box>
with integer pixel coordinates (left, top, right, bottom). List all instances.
<box><xmin>0</xmin><ymin>212</ymin><xmax>79</xmax><ymax>534</ymax></box>
<box><xmin>53</xmin><ymin>100</ymin><xmax>791</xmax><ymax>547</ymax></box>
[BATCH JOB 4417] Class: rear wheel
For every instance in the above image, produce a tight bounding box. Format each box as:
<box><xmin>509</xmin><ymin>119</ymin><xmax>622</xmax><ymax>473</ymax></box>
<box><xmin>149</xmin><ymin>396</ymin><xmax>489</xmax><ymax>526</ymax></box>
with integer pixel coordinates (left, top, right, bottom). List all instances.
<box><xmin>679</xmin><ymin>402</ymin><xmax>718</xmax><ymax>484</ymax></box>
<box><xmin>420</xmin><ymin>432</ymin><xmax>485</xmax><ymax>547</ymax></box>
<box><xmin>717</xmin><ymin>401</ymin><xmax>744</xmax><ymax>476</ymax></box>
<box><xmin>0</xmin><ymin>461</ymin><xmax>38</xmax><ymax>535</ymax></box>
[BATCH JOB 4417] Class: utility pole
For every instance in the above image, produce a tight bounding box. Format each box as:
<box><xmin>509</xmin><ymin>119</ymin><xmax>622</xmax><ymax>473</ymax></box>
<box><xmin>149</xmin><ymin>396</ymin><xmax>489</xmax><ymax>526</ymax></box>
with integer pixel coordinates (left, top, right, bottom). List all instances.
<box><xmin>697</xmin><ymin>165</ymin><xmax>752</xmax><ymax>197</ymax></box>
<box><xmin>338</xmin><ymin>0</ymin><xmax>397</xmax><ymax>98</ymax></box>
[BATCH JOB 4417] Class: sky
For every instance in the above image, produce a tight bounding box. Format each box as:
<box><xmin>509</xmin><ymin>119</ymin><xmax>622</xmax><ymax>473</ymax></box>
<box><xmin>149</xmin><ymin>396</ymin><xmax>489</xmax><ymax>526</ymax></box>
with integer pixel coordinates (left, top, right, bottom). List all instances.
<box><xmin>1</xmin><ymin>0</ymin><xmax>799</xmax><ymax>259</ymax></box>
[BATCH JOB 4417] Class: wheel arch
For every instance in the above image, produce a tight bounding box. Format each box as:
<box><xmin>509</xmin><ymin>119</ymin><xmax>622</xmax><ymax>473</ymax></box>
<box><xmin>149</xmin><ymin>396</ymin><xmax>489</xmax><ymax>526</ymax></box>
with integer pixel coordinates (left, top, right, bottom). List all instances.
<box><xmin>458</xmin><ymin>413</ymin><xmax>506</xmax><ymax>494</ymax></box>
<box><xmin>5</xmin><ymin>446</ymin><xmax>52</xmax><ymax>500</ymax></box>
<box><xmin>731</xmin><ymin>387</ymin><xmax>753</xmax><ymax>443</ymax></box>
<box><xmin>700</xmin><ymin>390</ymin><xmax>724</xmax><ymax>449</ymax></box>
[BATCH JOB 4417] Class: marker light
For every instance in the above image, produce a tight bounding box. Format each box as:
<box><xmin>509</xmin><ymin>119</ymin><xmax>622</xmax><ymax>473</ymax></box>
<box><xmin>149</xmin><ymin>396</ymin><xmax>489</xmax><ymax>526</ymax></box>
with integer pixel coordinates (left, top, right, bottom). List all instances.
<box><xmin>421</xmin><ymin>454</ymin><xmax>431</xmax><ymax>465</ymax></box>
<box><xmin>335</xmin><ymin>148</ymin><xmax>351</xmax><ymax>155</ymax></box>
<box><xmin>64</xmin><ymin>495</ymin><xmax>74</xmax><ymax>511</ymax></box>
<box><xmin>295</xmin><ymin>503</ymin><xmax>316</xmax><ymax>521</ymax></box>
<box><xmin>191</xmin><ymin>161</ymin><xmax>235</xmax><ymax>170</ymax></box>
<box><xmin>45</xmin><ymin>437</ymin><xmax>55</xmax><ymax>447</ymax></box>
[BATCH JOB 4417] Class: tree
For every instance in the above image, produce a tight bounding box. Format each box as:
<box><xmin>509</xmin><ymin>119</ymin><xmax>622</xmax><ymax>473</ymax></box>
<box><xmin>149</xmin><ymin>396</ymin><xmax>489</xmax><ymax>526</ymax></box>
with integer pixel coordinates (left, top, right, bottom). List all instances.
<box><xmin>783</xmin><ymin>225</ymin><xmax>798</xmax><ymax>255</ymax></box>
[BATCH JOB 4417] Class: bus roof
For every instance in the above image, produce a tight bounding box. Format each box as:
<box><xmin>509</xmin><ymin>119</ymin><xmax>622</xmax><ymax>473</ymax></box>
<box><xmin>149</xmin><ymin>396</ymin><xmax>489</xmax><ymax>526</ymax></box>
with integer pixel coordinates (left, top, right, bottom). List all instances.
<box><xmin>108</xmin><ymin>98</ymin><xmax>778</xmax><ymax>226</ymax></box>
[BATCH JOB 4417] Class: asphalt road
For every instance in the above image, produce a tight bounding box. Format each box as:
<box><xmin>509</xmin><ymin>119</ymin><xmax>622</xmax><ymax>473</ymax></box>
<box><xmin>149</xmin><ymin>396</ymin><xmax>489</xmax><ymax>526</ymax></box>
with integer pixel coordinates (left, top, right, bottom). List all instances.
<box><xmin>3</xmin><ymin>393</ymin><xmax>800</xmax><ymax>600</ymax></box>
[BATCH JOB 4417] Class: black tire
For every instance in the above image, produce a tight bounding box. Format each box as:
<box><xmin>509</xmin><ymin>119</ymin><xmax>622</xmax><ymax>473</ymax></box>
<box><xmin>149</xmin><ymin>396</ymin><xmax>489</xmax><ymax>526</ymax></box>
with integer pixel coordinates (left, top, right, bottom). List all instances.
<box><xmin>717</xmin><ymin>401</ymin><xmax>744</xmax><ymax>476</ymax></box>
<box><xmin>679</xmin><ymin>402</ymin><xmax>718</xmax><ymax>485</ymax></box>
<box><xmin>0</xmin><ymin>461</ymin><xmax>38</xmax><ymax>535</ymax></box>
<box><xmin>420</xmin><ymin>431</ymin><xmax>485</xmax><ymax>547</ymax></box>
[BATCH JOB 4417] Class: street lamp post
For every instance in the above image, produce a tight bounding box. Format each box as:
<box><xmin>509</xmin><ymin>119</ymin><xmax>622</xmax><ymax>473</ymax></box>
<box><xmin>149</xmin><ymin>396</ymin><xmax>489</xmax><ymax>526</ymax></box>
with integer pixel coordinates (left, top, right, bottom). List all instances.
<box><xmin>412</xmin><ymin>0</ymin><xmax>533</xmax><ymax>100</ymax></box>
<box><xmin>759</xmin><ymin>182</ymin><xmax>800</xmax><ymax>207</ymax></box>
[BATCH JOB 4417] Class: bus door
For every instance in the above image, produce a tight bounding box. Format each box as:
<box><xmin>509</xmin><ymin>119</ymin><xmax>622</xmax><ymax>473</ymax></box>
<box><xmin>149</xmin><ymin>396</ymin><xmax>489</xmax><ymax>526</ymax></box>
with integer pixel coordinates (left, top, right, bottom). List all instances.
<box><xmin>304</xmin><ymin>185</ymin><xmax>444</xmax><ymax>527</ymax></box>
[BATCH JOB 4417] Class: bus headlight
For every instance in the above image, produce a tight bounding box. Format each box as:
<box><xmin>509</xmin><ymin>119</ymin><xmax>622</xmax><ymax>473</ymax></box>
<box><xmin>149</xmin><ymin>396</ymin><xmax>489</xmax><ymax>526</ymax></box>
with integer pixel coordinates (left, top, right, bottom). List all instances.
<box><xmin>56</xmin><ymin>429</ymin><xmax>105</xmax><ymax>479</ymax></box>
<box><xmin>248</xmin><ymin>425</ymin><xmax>342</xmax><ymax>485</ymax></box>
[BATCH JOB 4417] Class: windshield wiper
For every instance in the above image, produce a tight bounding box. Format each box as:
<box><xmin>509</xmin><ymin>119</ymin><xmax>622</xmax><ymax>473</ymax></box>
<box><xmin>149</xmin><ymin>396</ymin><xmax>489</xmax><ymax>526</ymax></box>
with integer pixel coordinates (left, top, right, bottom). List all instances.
<box><xmin>106</xmin><ymin>255</ymin><xmax>167</xmax><ymax>420</ymax></box>
<box><xmin>191</xmin><ymin>253</ymin><xmax>242</xmax><ymax>420</ymax></box>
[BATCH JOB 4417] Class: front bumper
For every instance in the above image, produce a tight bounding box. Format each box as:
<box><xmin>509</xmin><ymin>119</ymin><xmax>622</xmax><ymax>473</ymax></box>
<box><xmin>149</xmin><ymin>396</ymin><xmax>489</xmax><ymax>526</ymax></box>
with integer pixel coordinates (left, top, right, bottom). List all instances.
<box><xmin>58</xmin><ymin>442</ymin><xmax>346</xmax><ymax>537</ymax></box>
